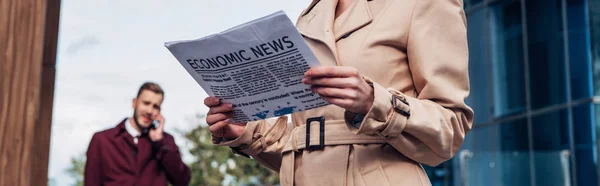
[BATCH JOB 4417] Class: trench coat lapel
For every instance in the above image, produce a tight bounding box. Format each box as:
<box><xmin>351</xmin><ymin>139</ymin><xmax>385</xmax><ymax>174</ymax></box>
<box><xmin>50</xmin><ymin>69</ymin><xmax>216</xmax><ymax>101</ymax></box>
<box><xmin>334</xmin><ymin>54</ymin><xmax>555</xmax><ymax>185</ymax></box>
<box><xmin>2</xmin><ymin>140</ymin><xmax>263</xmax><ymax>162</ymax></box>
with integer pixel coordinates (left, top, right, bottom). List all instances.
<box><xmin>296</xmin><ymin>0</ymin><xmax>373</xmax><ymax>63</ymax></box>
<box><xmin>296</xmin><ymin>0</ymin><xmax>339</xmax><ymax>62</ymax></box>
<box><xmin>333</xmin><ymin>0</ymin><xmax>373</xmax><ymax>41</ymax></box>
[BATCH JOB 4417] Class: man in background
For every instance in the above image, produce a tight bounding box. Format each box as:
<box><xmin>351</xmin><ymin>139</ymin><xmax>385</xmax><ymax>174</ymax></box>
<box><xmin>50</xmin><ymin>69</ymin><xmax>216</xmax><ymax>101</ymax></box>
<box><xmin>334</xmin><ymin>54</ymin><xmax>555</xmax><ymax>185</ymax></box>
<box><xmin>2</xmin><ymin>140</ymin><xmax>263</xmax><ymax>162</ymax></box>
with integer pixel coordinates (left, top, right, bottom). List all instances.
<box><xmin>84</xmin><ymin>82</ymin><xmax>191</xmax><ymax>186</ymax></box>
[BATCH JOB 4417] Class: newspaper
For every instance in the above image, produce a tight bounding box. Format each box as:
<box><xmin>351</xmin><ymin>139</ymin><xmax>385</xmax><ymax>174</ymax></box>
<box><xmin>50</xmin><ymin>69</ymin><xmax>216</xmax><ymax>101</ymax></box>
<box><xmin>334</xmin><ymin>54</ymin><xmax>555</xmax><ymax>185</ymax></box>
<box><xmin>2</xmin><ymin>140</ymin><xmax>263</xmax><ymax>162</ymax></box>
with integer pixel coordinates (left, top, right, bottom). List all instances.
<box><xmin>164</xmin><ymin>11</ymin><xmax>329</xmax><ymax>123</ymax></box>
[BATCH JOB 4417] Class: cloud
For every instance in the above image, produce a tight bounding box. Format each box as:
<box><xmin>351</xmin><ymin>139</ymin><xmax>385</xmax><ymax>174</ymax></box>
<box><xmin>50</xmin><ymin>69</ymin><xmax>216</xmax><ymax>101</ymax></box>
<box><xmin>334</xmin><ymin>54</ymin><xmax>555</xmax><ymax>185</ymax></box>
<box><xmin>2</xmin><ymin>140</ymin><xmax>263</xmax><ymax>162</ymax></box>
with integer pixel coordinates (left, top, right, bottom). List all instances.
<box><xmin>65</xmin><ymin>35</ymin><xmax>100</xmax><ymax>56</ymax></box>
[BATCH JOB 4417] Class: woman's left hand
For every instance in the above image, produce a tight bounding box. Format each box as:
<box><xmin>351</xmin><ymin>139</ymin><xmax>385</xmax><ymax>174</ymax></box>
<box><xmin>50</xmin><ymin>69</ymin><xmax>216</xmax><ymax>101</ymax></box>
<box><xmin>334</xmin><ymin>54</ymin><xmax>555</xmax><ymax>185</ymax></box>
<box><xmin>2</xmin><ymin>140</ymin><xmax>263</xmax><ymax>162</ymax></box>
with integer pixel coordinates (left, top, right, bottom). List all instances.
<box><xmin>302</xmin><ymin>66</ymin><xmax>374</xmax><ymax>114</ymax></box>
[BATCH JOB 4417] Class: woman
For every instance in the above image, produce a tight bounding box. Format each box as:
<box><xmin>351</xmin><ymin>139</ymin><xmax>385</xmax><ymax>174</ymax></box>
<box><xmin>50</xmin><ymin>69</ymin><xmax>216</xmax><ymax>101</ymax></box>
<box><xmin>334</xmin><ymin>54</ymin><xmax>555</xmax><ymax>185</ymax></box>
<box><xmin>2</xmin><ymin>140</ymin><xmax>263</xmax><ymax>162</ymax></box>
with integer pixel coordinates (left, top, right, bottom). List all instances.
<box><xmin>204</xmin><ymin>0</ymin><xmax>473</xmax><ymax>185</ymax></box>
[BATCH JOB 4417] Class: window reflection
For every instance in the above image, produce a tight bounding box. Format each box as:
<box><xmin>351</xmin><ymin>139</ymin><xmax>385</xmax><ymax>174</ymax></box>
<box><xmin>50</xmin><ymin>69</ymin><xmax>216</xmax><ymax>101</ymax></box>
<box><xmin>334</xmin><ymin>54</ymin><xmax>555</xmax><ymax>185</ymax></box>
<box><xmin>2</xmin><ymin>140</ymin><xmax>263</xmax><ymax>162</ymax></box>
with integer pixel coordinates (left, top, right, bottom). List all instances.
<box><xmin>590</xmin><ymin>0</ymin><xmax>600</xmax><ymax>96</ymax></box>
<box><xmin>496</xmin><ymin>119</ymin><xmax>529</xmax><ymax>152</ymax></box>
<box><xmin>488</xmin><ymin>0</ymin><xmax>527</xmax><ymax>117</ymax></box>
<box><xmin>466</xmin><ymin>7</ymin><xmax>492</xmax><ymax>124</ymax></box>
<box><xmin>532</xmin><ymin>109</ymin><xmax>569</xmax><ymax>151</ymax></box>
<box><xmin>451</xmin><ymin>130</ymin><xmax>474</xmax><ymax>186</ymax></box>
<box><xmin>526</xmin><ymin>0</ymin><xmax>568</xmax><ymax>109</ymax></box>
<box><xmin>573</xmin><ymin>104</ymin><xmax>600</xmax><ymax>186</ymax></box>
<box><xmin>467</xmin><ymin>125</ymin><xmax>496</xmax><ymax>186</ymax></box>
<box><xmin>570</xmin><ymin>103</ymin><xmax>596</xmax><ymax>186</ymax></box>
<box><xmin>567</xmin><ymin>0</ymin><xmax>593</xmax><ymax>100</ymax></box>
<box><xmin>494</xmin><ymin>119</ymin><xmax>530</xmax><ymax>186</ymax></box>
<box><xmin>531</xmin><ymin>109</ymin><xmax>571</xmax><ymax>186</ymax></box>
<box><xmin>573</xmin><ymin>103</ymin><xmax>593</xmax><ymax>145</ymax></box>
<box><xmin>531</xmin><ymin>109</ymin><xmax>569</xmax><ymax>151</ymax></box>
<box><xmin>467</xmin><ymin>0</ymin><xmax>483</xmax><ymax>7</ymax></box>
<box><xmin>573</xmin><ymin>104</ymin><xmax>598</xmax><ymax>186</ymax></box>
<box><xmin>575</xmin><ymin>144</ymin><xmax>598</xmax><ymax>186</ymax></box>
<box><xmin>467</xmin><ymin>119</ymin><xmax>530</xmax><ymax>186</ymax></box>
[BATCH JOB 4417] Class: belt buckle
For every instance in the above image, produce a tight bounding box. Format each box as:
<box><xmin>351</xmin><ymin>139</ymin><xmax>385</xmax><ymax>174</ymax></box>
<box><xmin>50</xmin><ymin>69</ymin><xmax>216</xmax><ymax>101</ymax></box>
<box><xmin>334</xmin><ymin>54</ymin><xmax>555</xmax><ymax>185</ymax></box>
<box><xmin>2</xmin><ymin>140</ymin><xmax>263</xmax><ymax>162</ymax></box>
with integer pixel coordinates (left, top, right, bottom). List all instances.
<box><xmin>306</xmin><ymin>116</ymin><xmax>325</xmax><ymax>151</ymax></box>
<box><xmin>392</xmin><ymin>94</ymin><xmax>411</xmax><ymax>117</ymax></box>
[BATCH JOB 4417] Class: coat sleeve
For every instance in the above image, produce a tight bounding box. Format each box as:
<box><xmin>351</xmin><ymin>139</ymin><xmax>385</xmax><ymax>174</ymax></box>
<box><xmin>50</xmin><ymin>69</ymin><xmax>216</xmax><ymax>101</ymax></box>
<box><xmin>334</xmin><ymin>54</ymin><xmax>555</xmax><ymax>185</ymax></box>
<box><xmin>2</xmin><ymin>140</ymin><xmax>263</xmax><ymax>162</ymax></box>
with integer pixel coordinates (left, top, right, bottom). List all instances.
<box><xmin>84</xmin><ymin>133</ymin><xmax>103</xmax><ymax>186</ymax></box>
<box><xmin>155</xmin><ymin>134</ymin><xmax>191</xmax><ymax>186</ymax></box>
<box><xmin>344</xmin><ymin>0</ymin><xmax>474</xmax><ymax>167</ymax></box>
<box><xmin>213</xmin><ymin>116</ymin><xmax>291</xmax><ymax>172</ymax></box>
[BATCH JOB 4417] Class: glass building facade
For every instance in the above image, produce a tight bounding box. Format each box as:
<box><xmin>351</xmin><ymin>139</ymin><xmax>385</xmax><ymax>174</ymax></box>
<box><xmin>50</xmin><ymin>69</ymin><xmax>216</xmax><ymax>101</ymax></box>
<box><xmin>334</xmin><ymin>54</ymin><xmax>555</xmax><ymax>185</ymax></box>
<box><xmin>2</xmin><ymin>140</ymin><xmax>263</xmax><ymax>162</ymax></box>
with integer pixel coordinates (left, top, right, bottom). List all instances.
<box><xmin>423</xmin><ymin>0</ymin><xmax>600</xmax><ymax>185</ymax></box>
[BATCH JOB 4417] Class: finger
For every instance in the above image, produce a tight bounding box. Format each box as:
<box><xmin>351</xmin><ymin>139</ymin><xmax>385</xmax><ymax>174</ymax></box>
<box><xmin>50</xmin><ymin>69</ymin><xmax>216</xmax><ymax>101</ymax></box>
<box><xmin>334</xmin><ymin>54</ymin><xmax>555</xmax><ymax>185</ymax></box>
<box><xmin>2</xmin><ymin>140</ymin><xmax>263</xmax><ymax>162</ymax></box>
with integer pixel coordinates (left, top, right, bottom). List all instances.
<box><xmin>206</xmin><ymin>113</ymin><xmax>232</xmax><ymax>125</ymax></box>
<box><xmin>208</xmin><ymin>103</ymin><xmax>233</xmax><ymax>115</ymax></box>
<box><xmin>321</xmin><ymin>96</ymin><xmax>354</xmax><ymax>108</ymax></box>
<box><xmin>209</xmin><ymin>119</ymin><xmax>230</xmax><ymax>135</ymax></box>
<box><xmin>157</xmin><ymin>114</ymin><xmax>165</xmax><ymax>130</ymax></box>
<box><xmin>302</xmin><ymin>76</ymin><xmax>359</xmax><ymax>88</ymax></box>
<box><xmin>204</xmin><ymin>97</ymin><xmax>221</xmax><ymax>107</ymax></box>
<box><xmin>305</xmin><ymin>66</ymin><xmax>359</xmax><ymax>78</ymax></box>
<box><xmin>311</xmin><ymin>86</ymin><xmax>356</xmax><ymax>99</ymax></box>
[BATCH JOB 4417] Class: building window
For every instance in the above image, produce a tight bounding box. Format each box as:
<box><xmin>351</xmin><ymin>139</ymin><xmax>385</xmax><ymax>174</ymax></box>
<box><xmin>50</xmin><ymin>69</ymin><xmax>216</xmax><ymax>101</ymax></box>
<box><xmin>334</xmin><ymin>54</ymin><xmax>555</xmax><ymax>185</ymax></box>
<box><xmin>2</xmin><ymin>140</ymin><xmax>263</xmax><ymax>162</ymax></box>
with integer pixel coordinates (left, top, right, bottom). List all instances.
<box><xmin>489</xmin><ymin>0</ymin><xmax>527</xmax><ymax>117</ymax></box>
<box><xmin>466</xmin><ymin>7</ymin><xmax>492</xmax><ymax>124</ymax></box>
<box><xmin>467</xmin><ymin>0</ymin><xmax>484</xmax><ymax>7</ymax></box>
<box><xmin>590</xmin><ymin>0</ymin><xmax>600</xmax><ymax>96</ymax></box>
<box><xmin>526</xmin><ymin>0</ymin><xmax>568</xmax><ymax>109</ymax></box>
<box><xmin>574</xmin><ymin>103</ymin><xmax>597</xmax><ymax>186</ymax></box>
<box><xmin>573</xmin><ymin>103</ymin><xmax>594</xmax><ymax>145</ymax></box>
<box><xmin>464</xmin><ymin>119</ymin><xmax>530</xmax><ymax>186</ymax></box>
<box><xmin>494</xmin><ymin>119</ymin><xmax>530</xmax><ymax>186</ymax></box>
<box><xmin>531</xmin><ymin>109</ymin><xmax>569</xmax><ymax>150</ymax></box>
<box><xmin>531</xmin><ymin>108</ymin><xmax>571</xmax><ymax>186</ymax></box>
<box><xmin>465</xmin><ymin>124</ymin><xmax>496</xmax><ymax>185</ymax></box>
<box><xmin>567</xmin><ymin>0</ymin><xmax>593</xmax><ymax>100</ymax></box>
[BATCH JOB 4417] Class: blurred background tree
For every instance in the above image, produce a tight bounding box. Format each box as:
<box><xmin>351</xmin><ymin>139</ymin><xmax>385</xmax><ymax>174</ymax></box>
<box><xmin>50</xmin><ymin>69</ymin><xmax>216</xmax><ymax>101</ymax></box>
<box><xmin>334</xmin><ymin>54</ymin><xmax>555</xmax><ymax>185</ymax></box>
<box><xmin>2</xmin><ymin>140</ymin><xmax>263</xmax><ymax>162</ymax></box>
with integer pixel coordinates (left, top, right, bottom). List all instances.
<box><xmin>65</xmin><ymin>153</ymin><xmax>85</xmax><ymax>186</ymax></box>
<box><xmin>183</xmin><ymin>113</ymin><xmax>279</xmax><ymax>186</ymax></box>
<box><xmin>64</xmin><ymin>113</ymin><xmax>279</xmax><ymax>186</ymax></box>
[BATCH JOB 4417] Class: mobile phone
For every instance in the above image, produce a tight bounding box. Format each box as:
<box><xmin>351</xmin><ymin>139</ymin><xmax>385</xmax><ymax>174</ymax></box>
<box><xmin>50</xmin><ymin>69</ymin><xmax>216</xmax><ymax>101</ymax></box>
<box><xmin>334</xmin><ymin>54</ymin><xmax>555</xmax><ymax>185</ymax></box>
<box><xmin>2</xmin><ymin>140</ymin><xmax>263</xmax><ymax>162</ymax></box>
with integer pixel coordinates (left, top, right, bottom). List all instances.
<box><xmin>151</xmin><ymin>120</ymin><xmax>159</xmax><ymax>129</ymax></box>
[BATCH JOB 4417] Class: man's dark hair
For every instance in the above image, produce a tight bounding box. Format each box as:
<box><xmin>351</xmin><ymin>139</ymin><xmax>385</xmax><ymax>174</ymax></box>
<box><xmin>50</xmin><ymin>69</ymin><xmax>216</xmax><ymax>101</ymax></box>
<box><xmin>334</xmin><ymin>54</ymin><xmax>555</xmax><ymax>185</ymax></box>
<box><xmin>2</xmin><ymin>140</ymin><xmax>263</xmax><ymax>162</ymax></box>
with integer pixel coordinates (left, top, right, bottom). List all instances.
<box><xmin>137</xmin><ymin>82</ymin><xmax>164</xmax><ymax>97</ymax></box>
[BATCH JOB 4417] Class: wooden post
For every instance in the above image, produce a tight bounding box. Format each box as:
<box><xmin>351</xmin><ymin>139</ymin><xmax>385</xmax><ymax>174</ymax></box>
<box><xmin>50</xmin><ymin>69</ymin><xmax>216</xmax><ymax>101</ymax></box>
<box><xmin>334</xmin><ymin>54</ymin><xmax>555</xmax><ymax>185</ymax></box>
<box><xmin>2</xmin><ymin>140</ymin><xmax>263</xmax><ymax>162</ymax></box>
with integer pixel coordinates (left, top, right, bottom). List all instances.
<box><xmin>0</xmin><ymin>0</ymin><xmax>61</xmax><ymax>185</ymax></box>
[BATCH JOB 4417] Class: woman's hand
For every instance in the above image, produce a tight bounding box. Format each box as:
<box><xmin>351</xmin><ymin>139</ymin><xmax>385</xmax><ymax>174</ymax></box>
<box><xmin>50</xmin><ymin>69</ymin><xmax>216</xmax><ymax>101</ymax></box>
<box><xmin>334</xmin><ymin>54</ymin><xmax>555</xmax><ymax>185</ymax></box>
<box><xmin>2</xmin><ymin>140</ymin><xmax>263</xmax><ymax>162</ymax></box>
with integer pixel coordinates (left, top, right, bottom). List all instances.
<box><xmin>204</xmin><ymin>97</ymin><xmax>247</xmax><ymax>140</ymax></box>
<box><xmin>302</xmin><ymin>66</ymin><xmax>374</xmax><ymax>114</ymax></box>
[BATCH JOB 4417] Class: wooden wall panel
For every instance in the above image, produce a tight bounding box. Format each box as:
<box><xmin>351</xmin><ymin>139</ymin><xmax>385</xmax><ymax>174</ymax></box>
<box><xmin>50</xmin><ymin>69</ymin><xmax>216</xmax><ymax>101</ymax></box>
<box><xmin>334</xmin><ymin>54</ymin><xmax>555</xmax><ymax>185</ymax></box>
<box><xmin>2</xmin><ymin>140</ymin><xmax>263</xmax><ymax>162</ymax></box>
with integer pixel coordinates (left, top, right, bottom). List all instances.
<box><xmin>0</xmin><ymin>0</ymin><xmax>61</xmax><ymax>185</ymax></box>
<box><xmin>31</xmin><ymin>0</ymin><xmax>61</xmax><ymax>185</ymax></box>
<box><xmin>0</xmin><ymin>0</ymin><xmax>46</xmax><ymax>185</ymax></box>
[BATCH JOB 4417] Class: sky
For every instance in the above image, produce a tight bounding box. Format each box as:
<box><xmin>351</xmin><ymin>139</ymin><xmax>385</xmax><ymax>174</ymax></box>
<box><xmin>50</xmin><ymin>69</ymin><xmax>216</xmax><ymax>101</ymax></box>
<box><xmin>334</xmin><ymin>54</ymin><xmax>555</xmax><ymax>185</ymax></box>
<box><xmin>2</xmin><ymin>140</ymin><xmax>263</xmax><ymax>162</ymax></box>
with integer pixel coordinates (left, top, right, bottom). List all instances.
<box><xmin>48</xmin><ymin>0</ymin><xmax>311</xmax><ymax>185</ymax></box>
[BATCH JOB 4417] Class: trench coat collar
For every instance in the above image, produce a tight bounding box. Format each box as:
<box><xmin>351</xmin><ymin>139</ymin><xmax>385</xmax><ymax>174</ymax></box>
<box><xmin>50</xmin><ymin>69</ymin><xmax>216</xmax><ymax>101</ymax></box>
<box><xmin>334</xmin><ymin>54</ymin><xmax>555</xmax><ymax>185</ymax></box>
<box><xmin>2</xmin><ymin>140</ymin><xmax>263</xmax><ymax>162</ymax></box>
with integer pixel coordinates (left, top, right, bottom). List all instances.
<box><xmin>297</xmin><ymin>0</ymin><xmax>373</xmax><ymax>63</ymax></box>
<box><xmin>333</xmin><ymin>0</ymin><xmax>373</xmax><ymax>41</ymax></box>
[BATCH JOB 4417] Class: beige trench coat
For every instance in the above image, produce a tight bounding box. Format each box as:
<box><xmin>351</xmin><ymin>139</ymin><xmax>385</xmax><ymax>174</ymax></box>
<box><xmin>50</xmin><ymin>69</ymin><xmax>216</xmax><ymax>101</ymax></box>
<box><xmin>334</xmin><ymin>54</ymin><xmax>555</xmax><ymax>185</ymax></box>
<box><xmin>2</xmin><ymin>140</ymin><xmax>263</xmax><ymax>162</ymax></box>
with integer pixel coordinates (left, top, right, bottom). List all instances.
<box><xmin>215</xmin><ymin>0</ymin><xmax>474</xmax><ymax>185</ymax></box>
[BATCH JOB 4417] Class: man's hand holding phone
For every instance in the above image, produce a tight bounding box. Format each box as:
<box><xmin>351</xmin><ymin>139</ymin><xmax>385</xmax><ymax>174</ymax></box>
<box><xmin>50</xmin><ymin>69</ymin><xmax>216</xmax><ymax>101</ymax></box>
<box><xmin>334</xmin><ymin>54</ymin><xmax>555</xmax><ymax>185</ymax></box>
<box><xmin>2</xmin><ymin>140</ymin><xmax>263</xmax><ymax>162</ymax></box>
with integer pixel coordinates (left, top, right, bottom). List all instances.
<box><xmin>149</xmin><ymin>114</ymin><xmax>165</xmax><ymax>142</ymax></box>
<box><xmin>204</xmin><ymin>97</ymin><xmax>247</xmax><ymax>140</ymax></box>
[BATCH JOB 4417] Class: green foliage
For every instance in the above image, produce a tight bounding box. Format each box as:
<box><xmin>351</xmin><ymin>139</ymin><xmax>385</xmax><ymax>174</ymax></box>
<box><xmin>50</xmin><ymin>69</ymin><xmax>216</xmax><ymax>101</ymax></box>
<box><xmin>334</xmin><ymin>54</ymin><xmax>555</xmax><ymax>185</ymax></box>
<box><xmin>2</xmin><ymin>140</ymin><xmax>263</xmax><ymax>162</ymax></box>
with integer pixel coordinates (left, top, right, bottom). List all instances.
<box><xmin>65</xmin><ymin>153</ymin><xmax>86</xmax><ymax>186</ymax></box>
<box><xmin>183</xmin><ymin>114</ymin><xmax>279</xmax><ymax>186</ymax></box>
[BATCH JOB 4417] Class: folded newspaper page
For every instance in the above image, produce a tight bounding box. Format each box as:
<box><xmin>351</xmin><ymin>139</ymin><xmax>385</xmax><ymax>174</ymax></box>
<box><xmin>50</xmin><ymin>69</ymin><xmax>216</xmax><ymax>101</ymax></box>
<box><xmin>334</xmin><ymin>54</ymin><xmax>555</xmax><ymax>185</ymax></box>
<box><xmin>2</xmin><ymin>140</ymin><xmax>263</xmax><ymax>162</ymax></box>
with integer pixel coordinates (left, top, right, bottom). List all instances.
<box><xmin>165</xmin><ymin>11</ymin><xmax>329</xmax><ymax>123</ymax></box>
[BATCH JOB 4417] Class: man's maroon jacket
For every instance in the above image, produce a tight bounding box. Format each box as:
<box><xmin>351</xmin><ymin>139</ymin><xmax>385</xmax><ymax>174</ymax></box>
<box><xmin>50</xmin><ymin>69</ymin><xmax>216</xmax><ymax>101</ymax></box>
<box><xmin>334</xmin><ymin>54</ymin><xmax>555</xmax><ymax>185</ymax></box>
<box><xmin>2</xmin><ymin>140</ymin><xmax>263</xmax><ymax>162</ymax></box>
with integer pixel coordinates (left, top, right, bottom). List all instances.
<box><xmin>84</xmin><ymin>118</ymin><xmax>191</xmax><ymax>186</ymax></box>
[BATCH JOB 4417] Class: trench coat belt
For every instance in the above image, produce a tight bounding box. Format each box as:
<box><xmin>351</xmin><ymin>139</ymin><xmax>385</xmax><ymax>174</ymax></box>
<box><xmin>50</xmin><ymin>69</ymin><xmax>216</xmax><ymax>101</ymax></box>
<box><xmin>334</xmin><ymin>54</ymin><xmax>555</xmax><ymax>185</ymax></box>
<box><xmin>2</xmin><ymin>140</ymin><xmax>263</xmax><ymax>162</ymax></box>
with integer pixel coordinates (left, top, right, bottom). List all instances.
<box><xmin>282</xmin><ymin>120</ymin><xmax>387</xmax><ymax>153</ymax></box>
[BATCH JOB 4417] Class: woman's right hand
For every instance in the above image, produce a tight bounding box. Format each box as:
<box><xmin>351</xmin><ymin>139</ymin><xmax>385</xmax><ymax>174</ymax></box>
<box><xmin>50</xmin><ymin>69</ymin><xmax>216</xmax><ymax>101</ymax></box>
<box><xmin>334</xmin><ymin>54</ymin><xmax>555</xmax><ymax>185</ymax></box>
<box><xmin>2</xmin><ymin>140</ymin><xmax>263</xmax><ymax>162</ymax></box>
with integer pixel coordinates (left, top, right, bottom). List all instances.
<box><xmin>204</xmin><ymin>97</ymin><xmax>247</xmax><ymax>140</ymax></box>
